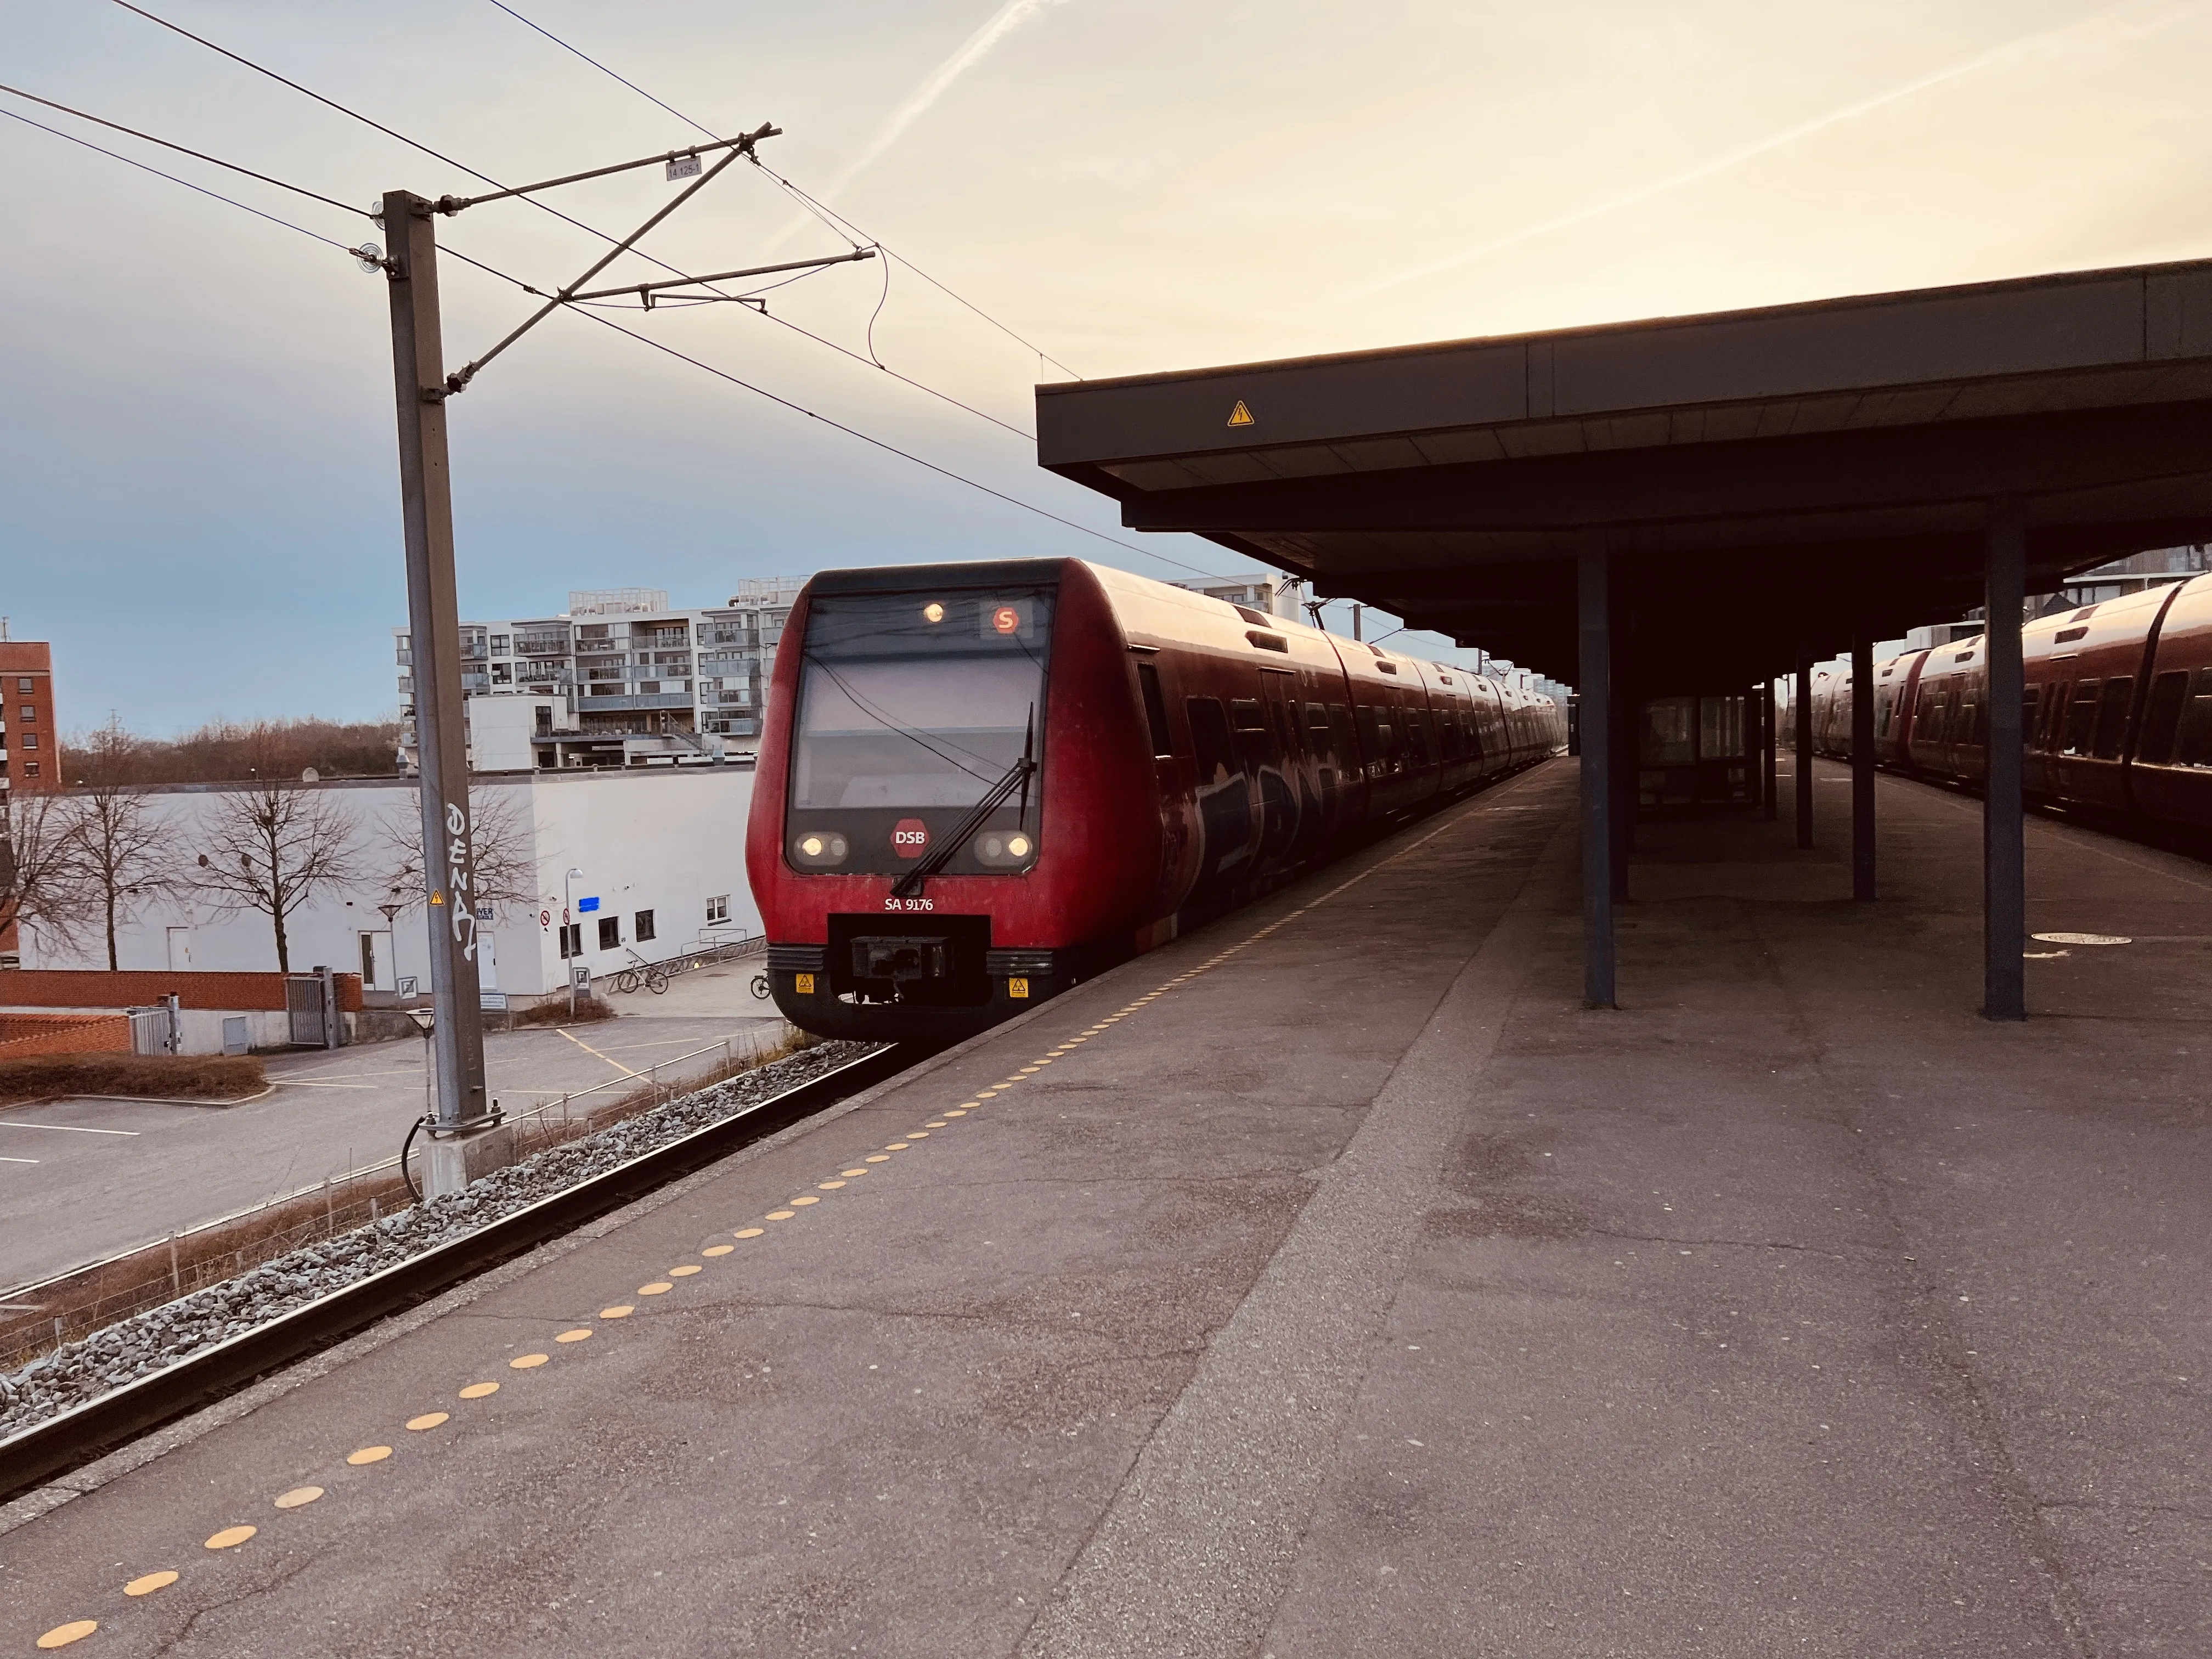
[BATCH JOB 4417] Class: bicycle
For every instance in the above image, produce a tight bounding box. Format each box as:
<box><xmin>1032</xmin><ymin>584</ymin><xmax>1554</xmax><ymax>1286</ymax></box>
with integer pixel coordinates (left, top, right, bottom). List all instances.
<box><xmin>750</xmin><ymin>972</ymin><xmax>771</xmax><ymax>1001</ymax></box>
<box><xmin>611</xmin><ymin>964</ymin><xmax>671</xmax><ymax>995</ymax></box>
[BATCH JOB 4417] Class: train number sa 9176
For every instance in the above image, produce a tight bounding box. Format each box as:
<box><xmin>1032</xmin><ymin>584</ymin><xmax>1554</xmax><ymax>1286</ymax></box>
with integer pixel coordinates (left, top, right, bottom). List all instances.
<box><xmin>883</xmin><ymin>896</ymin><xmax>936</xmax><ymax>912</ymax></box>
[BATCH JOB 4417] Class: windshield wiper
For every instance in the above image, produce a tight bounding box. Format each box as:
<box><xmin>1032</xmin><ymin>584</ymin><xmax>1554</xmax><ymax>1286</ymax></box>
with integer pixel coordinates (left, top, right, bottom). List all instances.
<box><xmin>891</xmin><ymin>709</ymin><xmax>1035</xmax><ymax>899</ymax></box>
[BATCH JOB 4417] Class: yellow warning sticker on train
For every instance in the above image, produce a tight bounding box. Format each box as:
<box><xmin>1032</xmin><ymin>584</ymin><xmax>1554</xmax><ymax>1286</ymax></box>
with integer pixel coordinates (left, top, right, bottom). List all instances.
<box><xmin>1226</xmin><ymin>400</ymin><xmax>1254</xmax><ymax>427</ymax></box>
<box><xmin>1009</xmin><ymin>977</ymin><xmax>1030</xmax><ymax>999</ymax></box>
<box><xmin>794</xmin><ymin>972</ymin><xmax>815</xmax><ymax>994</ymax></box>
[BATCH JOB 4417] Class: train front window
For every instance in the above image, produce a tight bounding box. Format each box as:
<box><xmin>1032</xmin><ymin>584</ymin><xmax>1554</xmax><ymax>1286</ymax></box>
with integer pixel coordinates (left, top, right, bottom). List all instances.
<box><xmin>787</xmin><ymin>588</ymin><xmax>1053</xmax><ymax>874</ymax></box>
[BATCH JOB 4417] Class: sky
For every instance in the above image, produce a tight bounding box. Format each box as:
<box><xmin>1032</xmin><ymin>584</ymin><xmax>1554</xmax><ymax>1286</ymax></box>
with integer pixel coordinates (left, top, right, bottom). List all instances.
<box><xmin>8</xmin><ymin>0</ymin><xmax>2212</xmax><ymax>733</ymax></box>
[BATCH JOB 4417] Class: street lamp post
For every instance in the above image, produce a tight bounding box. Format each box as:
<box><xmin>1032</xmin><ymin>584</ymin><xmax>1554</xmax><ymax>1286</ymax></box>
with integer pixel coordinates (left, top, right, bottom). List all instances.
<box><xmin>564</xmin><ymin>868</ymin><xmax>585</xmax><ymax>1020</ymax></box>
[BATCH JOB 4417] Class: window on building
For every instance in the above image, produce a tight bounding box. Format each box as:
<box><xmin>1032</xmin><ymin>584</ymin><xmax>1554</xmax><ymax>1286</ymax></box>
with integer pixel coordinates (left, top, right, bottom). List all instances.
<box><xmin>22</xmin><ymin>761</ymin><xmax>38</xmax><ymax>777</ymax></box>
<box><xmin>635</xmin><ymin>909</ymin><xmax>656</xmax><ymax>943</ymax></box>
<box><xmin>598</xmin><ymin>917</ymin><xmax>621</xmax><ymax>951</ymax></box>
<box><xmin>558</xmin><ymin>923</ymin><xmax>580</xmax><ymax>958</ymax></box>
<box><xmin>706</xmin><ymin>894</ymin><xmax>730</xmax><ymax>924</ymax></box>
<box><xmin>17</xmin><ymin>706</ymin><xmax>32</xmax><ymax>723</ymax></box>
<box><xmin>15</xmin><ymin>678</ymin><xmax>30</xmax><ymax>693</ymax></box>
<box><xmin>20</xmin><ymin>732</ymin><xmax>35</xmax><ymax>749</ymax></box>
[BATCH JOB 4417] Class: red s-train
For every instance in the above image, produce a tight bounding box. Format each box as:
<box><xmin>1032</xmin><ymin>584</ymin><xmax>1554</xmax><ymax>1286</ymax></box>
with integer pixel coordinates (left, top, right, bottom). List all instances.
<box><xmin>744</xmin><ymin>558</ymin><xmax>1566</xmax><ymax>1041</ymax></box>
<box><xmin>1808</xmin><ymin>571</ymin><xmax>2212</xmax><ymax>834</ymax></box>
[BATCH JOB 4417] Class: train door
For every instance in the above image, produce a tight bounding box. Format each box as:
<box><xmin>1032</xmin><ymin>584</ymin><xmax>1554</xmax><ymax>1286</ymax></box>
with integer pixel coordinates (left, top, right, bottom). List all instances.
<box><xmin>1185</xmin><ymin>695</ymin><xmax>1254</xmax><ymax>893</ymax></box>
<box><xmin>1252</xmin><ymin>668</ymin><xmax>1305</xmax><ymax>867</ymax></box>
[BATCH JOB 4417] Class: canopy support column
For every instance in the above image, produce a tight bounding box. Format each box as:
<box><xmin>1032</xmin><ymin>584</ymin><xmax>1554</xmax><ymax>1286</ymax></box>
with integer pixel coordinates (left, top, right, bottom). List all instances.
<box><xmin>1852</xmin><ymin>623</ymin><xmax>1877</xmax><ymax>901</ymax></box>
<box><xmin>1795</xmin><ymin>651</ymin><xmax>1814</xmax><ymax>849</ymax></box>
<box><xmin>1984</xmin><ymin>504</ymin><xmax>2027</xmax><ymax>1019</ymax></box>
<box><xmin>1762</xmin><ymin>681</ymin><xmax>1779</xmax><ymax>820</ymax></box>
<box><xmin>1578</xmin><ymin>532</ymin><xmax>1616</xmax><ymax>1009</ymax></box>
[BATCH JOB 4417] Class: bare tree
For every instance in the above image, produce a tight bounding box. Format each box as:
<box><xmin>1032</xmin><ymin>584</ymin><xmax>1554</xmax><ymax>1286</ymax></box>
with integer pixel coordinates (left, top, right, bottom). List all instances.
<box><xmin>375</xmin><ymin>786</ymin><xmax>539</xmax><ymax>917</ymax></box>
<box><xmin>61</xmin><ymin>715</ymin><xmax>182</xmax><ymax>969</ymax></box>
<box><xmin>190</xmin><ymin>781</ymin><xmax>367</xmax><ymax>972</ymax></box>
<box><xmin>0</xmin><ymin>790</ymin><xmax>90</xmax><ymax>958</ymax></box>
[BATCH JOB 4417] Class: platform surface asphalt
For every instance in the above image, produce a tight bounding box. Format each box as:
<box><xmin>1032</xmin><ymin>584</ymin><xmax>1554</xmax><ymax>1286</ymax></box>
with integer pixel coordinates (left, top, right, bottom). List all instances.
<box><xmin>4</xmin><ymin>755</ymin><xmax>2207</xmax><ymax>1657</ymax></box>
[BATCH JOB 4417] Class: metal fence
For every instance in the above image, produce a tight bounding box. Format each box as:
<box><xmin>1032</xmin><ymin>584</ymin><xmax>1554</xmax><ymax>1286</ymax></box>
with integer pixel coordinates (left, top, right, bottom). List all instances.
<box><xmin>0</xmin><ymin>1025</ymin><xmax>793</xmax><ymax>1374</ymax></box>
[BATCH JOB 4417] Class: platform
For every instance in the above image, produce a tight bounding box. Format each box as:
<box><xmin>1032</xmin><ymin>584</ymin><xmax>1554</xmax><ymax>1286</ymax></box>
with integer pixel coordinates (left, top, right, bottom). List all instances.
<box><xmin>5</xmin><ymin>757</ymin><xmax>2208</xmax><ymax>1656</ymax></box>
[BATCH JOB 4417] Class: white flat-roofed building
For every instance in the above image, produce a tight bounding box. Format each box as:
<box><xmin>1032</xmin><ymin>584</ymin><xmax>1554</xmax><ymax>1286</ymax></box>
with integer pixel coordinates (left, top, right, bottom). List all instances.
<box><xmin>396</xmin><ymin>580</ymin><xmax>807</xmax><ymax>773</ymax></box>
<box><xmin>14</xmin><ymin>766</ymin><xmax>761</xmax><ymax>1005</ymax></box>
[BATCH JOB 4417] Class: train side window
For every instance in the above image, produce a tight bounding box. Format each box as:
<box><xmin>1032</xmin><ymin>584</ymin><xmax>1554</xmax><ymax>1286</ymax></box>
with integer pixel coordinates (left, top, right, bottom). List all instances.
<box><xmin>2175</xmin><ymin>668</ymin><xmax>2212</xmax><ymax>767</ymax></box>
<box><xmin>1328</xmin><ymin>703</ymin><xmax>1356</xmax><ymax>759</ymax></box>
<box><xmin>2020</xmin><ymin>685</ymin><xmax>2040</xmax><ymax>742</ymax></box>
<box><xmin>1229</xmin><ymin>697</ymin><xmax>1267</xmax><ymax>733</ymax></box>
<box><xmin>2063</xmin><ymin>680</ymin><xmax>2101</xmax><ymax>754</ymax></box>
<box><xmin>1917</xmin><ymin>700</ymin><xmax>1946</xmax><ymax>743</ymax></box>
<box><xmin>2041</xmin><ymin>682</ymin><xmax>2069</xmax><ymax>749</ymax></box>
<box><xmin>1186</xmin><ymin>696</ymin><xmax>1236</xmax><ymax>780</ymax></box>
<box><xmin>2138</xmin><ymin>671</ymin><xmax>2190</xmax><ymax>764</ymax></box>
<box><xmin>1305</xmin><ymin>701</ymin><xmax>1330</xmax><ymax>736</ymax></box>
<box><xmin>1353</xmin><ymin>704</ymin><xmax>1381</xmax><ymax>767</ymax></box>
<box><xmin>1138</xmin><ymin>663</ymin><xmax>1175</xmax><ymax>758</ymax></box>
<box><xmin>2090</xmin><ymin>676</ymin><xmax>2134</xmax><ymax>759</ymax></box>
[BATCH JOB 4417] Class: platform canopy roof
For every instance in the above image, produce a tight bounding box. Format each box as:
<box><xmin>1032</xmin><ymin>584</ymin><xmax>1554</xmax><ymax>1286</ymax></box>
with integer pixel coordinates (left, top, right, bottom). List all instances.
<box><xmin>1037</xmin><ymin>258</ymin><xmax>2212</xmax><ymax>686</ymax></box>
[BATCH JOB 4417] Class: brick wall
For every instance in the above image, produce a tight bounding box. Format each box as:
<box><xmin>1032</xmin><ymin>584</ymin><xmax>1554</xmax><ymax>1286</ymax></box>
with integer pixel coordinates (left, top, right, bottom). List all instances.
<box><xmin>0</xmin><ymin>969</ymin><xmax>363</xmax><ymax>1013</ymax></box>
<box><xmin>0</xmin><ymin>1012</ymin><xmax>132</xmax><ymax>1058</ymax></box>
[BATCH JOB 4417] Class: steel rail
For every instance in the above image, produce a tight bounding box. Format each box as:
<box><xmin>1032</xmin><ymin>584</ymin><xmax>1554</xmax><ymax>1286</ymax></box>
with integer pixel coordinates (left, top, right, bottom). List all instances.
<box><xmin>0</xmin><ymin>1042</ymin><xmax>911</xmax><ymax>1504</ymax></box>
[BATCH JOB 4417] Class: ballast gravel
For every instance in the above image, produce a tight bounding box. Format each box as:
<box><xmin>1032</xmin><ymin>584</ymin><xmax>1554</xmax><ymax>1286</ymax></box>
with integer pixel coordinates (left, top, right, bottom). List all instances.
<box><xmin>0</xmin><ymin>1039</ymin><xmax>878</xmax><ymax>1443</ymax></box>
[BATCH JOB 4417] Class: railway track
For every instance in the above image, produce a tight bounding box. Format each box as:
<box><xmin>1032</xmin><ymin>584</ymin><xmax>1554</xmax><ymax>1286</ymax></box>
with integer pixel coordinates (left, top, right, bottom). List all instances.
<box><xmin>0</xmin><ymin>1042</ymin><xmax>913</xmax><ymax>1506</ymax></box>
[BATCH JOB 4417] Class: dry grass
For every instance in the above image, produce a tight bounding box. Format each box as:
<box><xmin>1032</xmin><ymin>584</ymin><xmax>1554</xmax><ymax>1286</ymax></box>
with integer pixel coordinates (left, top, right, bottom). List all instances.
<box><xmin>0</xmin><ymin>1052</ymin><xmax>266</xmax><ymax>1107</ymax></box>
<box><xmin>511</xmin><ymin>995</ymin><xmax>617</xmax><ymax>1029</ymax></box>
<box><xmin>0</xmin><ymin>1026</ymin><xmax>816</xmax><ymax>1373</ymax></box>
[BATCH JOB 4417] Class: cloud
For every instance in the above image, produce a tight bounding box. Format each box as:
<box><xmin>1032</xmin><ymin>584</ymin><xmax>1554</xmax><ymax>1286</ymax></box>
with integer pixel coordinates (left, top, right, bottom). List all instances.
<box><xmin>767</xmin><ymin>0</ymin><xmax>1068</xmax><ymax>247</ymax></box>
<box><xmin>1351</xmin><ymin>0</ymin><xmax>2205</xmax><ymax>300</ymax></box>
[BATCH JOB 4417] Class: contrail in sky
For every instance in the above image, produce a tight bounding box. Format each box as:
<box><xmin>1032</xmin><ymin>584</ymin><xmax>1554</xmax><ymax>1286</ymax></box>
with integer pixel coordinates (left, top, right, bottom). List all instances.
<box><xmin>768</xmin><ymin>0</ymin><xmax>1067</xmax><ymax>248</ymax></box>
<box><xmin>1352</xmin><ymin>1</ymin><xmax>2206</xmax><ymax>300</ymax></box>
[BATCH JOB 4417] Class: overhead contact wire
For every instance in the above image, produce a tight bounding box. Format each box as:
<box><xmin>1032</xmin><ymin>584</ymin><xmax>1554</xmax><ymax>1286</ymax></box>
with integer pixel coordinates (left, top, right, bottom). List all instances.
<box><xmin>0</xmin><ymin>104</ymin><xmax>358</xmax><ymax>249</ymax></box>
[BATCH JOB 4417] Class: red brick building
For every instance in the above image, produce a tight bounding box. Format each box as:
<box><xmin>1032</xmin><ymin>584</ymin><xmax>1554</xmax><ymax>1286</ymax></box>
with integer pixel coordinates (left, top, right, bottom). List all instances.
<box><xmin>1</xmin><ymin>638</ymin><xmax>58</xmax><ymax>963</ymax></box>
<box><xmin>0</xmin><ymin>640</ymin><xmax>57</xmax><ymax>794</ymax></box>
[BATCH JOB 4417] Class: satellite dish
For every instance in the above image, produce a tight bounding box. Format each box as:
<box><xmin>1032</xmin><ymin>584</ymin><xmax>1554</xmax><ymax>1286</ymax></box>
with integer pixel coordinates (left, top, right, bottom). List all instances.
<box><xmin>302</xmin><ymin>766</ymin><xmax>320</xmax><ymax>783</ymax></box>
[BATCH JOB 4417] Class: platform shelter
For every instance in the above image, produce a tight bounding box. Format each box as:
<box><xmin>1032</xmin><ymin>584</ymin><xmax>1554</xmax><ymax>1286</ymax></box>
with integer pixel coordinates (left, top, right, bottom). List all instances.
<box><xmin>1036</xmin><ymin>258</ymin><xmax>2212</xmax><ymax>1017</ymax></box>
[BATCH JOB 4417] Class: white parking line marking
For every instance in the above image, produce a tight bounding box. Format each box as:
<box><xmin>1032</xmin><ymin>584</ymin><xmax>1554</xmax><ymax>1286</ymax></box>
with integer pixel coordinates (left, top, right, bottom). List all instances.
<box><xmin>0</xmin><ymin>1156</ymin><xmax>40</xmax><ymax>1164</ymax></box>
<box><xmin>0</xmin><ymin>1121</ymin><xmax>140</xmax><ymax>1136</ymax></box>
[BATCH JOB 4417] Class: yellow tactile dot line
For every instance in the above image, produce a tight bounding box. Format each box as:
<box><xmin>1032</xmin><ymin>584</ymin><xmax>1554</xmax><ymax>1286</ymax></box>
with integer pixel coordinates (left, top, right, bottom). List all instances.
<box><xmin>36</xmin><ymin>1620</ymin><xmax>97</xmax><ymax>1649</ymax></box>
<box><xmin>124</xmin><ymin>1572</ymin><xmax>177</xmax><ymax>1598</ymax></box>
<box><xmin>789</xmin><ymin>1195</ymin><xmax>821</xmax><ymax>1206</ymax></box>
<box><xmin>557</xmin><ymin>1328</ymin><xmax>595</xmax><ymax>1342</ymax></box>
<box><xmin>640</xmin><ymin>1280</ymin><xmax>674</xmax><ymax>1294</ymax></box>
<box><xmin>408</xmin><ymin>1412</ymin><xmax>450</xmax><ymax>1430</ymax></box>
<box><xmin>840</xmin><ymin>1167</ymin><xmax>869</xmax><ymax>1177</ymax></box>
<box><xmin>669</xmin><ymin>1263</ymin><xmax>704</xmax><ymax>1276</ymax></box>
<box><xmin>734</xmin><ymin>1225</ymin><xmax>767</xmax><ymax>1236</ymax></box>
<box><xmin>205</xmin><ymin>1525</ymin><xmax>255</xmax><ymax>1550</ymax></box>
<box><xmin>273</xmin><ymin>1486</ymin><xmax>323</xmax><ymax>1510</ymax></box>
<box><xmin>924</xmin><ymin>1120</ymin><xmax>948</xmax><ymax>1128</ymax></box>
<box><xmin>348</xmin><ymin>1445</ymin><xmax>393</xmax><ymax>1464</ymax></box>
<box><xmin>703</xmin><ymin>1241</ymin><xmax>737</xmax><ymax>1255</ymax></box>
<box><xmin>601</xmin><ymin>1303</ymin><xmax>636</xmax><ymax>1317</ymax></box>
<box><xmin>817</xmin><ymin>1180</ymin><xmax>848</xmax><ymax>1189</ymax></box>
<box><xmin>459</xmin><ymin>1381</ymin><xmax>499</xmax><ymax>1399</ymax></box>
<box><xmin>765</xmin><ymin>1210</ymin><xmax>796</xmax><ymax>1222</ymax></box>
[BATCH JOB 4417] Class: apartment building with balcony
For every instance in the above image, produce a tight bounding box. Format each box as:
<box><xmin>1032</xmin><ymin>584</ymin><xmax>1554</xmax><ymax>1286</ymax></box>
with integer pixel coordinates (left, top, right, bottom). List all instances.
<box><xmin>395</xmin><ymin>581</ymin><xmax>805</xmax><ymax>773</ymax></box>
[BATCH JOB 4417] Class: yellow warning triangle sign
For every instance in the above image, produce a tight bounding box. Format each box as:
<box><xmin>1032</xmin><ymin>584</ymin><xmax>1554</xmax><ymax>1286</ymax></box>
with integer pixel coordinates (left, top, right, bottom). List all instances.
<box><xmin>1226</xmin><ymin>399</ymin><xmax>1255</xmax><ymax>428</ymax></box>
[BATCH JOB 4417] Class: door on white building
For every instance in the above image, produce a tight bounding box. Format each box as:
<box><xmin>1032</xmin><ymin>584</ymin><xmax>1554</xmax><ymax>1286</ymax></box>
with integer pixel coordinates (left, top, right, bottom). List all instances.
<box><xmin>166</xmin><ymin>927</ymin><xmax>193</xmax><ymax>970</ymax></box>
<box><xmin>477</xmin><ymin>934</ymin><xmax>498</xmax><ymax>990</ymax></box>
<box><xmin>358</xmin><ymin>930</ymin><xmax>394</xmax><ymax>991</ymax></box>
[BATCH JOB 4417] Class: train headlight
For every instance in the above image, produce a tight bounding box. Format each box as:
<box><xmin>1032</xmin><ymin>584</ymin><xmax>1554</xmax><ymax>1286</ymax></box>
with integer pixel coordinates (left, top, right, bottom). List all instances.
<box><xmin>922</xmin><ymin>601</ymin><xmax>945</xmax><ymax>624</ymax></box>
<box><xmin>792</xmin><ymin>831</ymin><xmax>849</xmax><ymax>867</ymax></box>
<box><xmin>976</xmin><ymin>831</ymin><xmax>1037</xmax><ymax>867</ymax></box>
